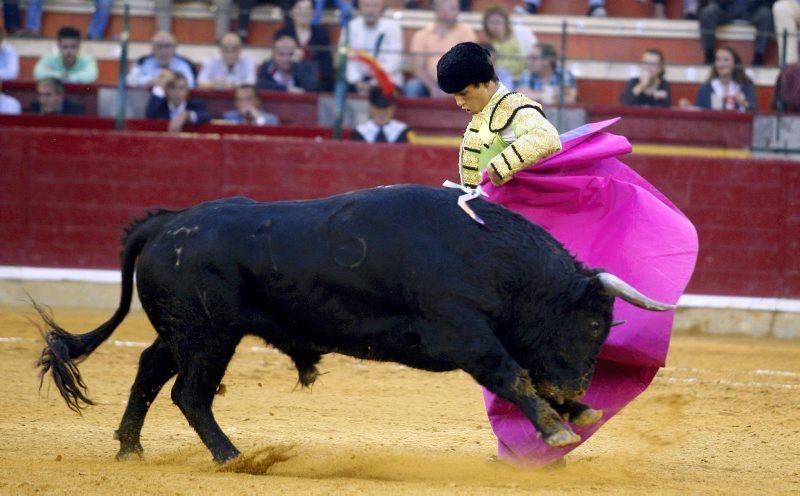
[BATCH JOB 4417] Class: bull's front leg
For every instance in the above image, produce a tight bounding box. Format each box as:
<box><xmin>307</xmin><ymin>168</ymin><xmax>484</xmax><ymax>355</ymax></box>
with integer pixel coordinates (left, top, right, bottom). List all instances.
<box><xmin>434</xmin><ymin>331</ymin><xmax>580</xmax><ymax>447</ymax></box>
<box><xmin>546</xmin><ymin>398</ymin><xmax>603</xmax><ymax>428</ymax></box>
<box><xmin>491</xmin><ymin>368</ymin><xmax>582</xmax><ymax>447</ymax></box>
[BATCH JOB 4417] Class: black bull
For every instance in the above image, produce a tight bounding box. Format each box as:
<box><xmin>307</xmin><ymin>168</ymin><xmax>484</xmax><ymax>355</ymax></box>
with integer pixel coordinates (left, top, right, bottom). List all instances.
<box><xmin>36</xmin><ymin>185</ymin><xmax>673</xmax><ymax>463</ymax></box>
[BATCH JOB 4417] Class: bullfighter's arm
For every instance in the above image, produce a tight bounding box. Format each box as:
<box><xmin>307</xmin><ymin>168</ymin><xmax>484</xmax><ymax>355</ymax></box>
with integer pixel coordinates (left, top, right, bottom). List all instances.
<box><xmin>486</xmin><ymin>96</ymin><xmax>562</xmax><ymax>186</ymax></box>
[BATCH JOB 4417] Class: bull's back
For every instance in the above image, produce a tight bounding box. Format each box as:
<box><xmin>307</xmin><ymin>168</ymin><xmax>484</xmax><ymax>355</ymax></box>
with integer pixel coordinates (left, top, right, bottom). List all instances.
<box><xmin>135</xmin><ymin>186</ymin><xmax>578</xmax><ymax>328</ymax></box>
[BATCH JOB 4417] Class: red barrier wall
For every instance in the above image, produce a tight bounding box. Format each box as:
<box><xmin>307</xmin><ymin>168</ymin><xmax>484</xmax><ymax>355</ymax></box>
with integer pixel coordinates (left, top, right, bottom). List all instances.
<box><xmin>1</xmin><ymin>125</ymin><xmax>798</xmax><ymax>298</ymax></box>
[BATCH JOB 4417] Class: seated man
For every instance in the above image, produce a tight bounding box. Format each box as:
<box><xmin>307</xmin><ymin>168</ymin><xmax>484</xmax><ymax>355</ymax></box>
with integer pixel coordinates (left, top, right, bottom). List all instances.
<box><xmin>145</xmin><ymin>71</ymin><xmax>210</xmax><ymax>132</ymax></box>
<box><xmin>33</xmin><ymin>26</ymin><xmax>98</xmax><ymax>83</ymax></box>
<box><xmin>351</xmin><ymin>86</ymin><xmax>412</xmax><ymax>143</ymax></box>
<box><xmin>0</xmin><ymin>79</ymin><xmax>21</xmax><ymax>114</ymax></box>
<box><xmin>344</xmin><ymin>0</ymin><xmax>404</xmax><ymax>95</ymax></box>
<box><xmin>514</xmin><ymin>42</ymin><xmax>577</xmax><ymax>105</ymax></box>
<box><xmin>405</xmin><ymin>0</ymin><xmax>476</xmax><ymax>98</ymax></box>
<box><xmin>28</xmin><ymin>77</ymin><xmax>85</xmax><ymax>114</ymax></box>
<box><xmin>222</xmin><ymin>84</ymin><xmax>280</xmax><ymax>125</ymax></box>
<box><xmin>127</xmin><ymin>31</ymin><xmax>197</xmax><ymax>88</ymax></box>
<box><xmin>198</xmin><ymin>33</ymin><xmax>256</xmax><ymax>89</ymax></box>
<box><xmin>0</xmin><ymin>27</ymin><xmax>20</xmax><ymax>80</ymax></box>
<box><xmin>256</xmin><ymin>33</ymin><xmax>317</xmax><ymax>93</ymax></box>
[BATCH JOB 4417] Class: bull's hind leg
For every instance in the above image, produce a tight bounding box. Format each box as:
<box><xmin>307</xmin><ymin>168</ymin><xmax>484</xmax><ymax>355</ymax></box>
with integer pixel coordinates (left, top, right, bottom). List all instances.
<box><xmin>170</xmin><ymin>332</ymin><xmax>242</xmax><ymax>463</ymax></box>
<box><xmin>289</xmin><ymin>350</ymin><xmax>322</xmax><ymax>388</ymax></box>
<box><xmin>115</xmin><ymin>337</ymin><xmax>178</xmax><ymax>460</ymax></box>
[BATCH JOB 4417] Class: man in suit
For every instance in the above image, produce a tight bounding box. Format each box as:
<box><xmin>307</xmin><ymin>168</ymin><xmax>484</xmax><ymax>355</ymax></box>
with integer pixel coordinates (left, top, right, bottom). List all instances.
<box><xmin>256</xmin><ymin>33</ymin><xmax>317</xmax><ymax>93</ymax></box>
<box><xmin>28</xmin><ymin>77</ymin><xmax>85</xmax><ymax>114</ymax></box>
<box><xmin>145</xmin><ymin>71</ymin><xmax>210</xmax><ymax>132</ymax></box>
<box><xmin>222</xmin><ymin>84</ymin><xmax>279</xmax><ymax>125</ymax></box>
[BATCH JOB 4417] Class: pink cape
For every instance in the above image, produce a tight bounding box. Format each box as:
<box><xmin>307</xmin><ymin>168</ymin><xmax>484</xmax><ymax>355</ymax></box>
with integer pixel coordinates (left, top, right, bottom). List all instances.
<box><xmin>480</xmin><ymin>118</ymin><xmax>698</xmax><ymax>466</ymax></box>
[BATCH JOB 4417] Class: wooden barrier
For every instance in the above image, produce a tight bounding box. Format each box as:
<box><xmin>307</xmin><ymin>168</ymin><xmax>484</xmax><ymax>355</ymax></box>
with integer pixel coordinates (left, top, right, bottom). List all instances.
<box><xmin>1</xmin><ymin>123</ymin><xmax>797</xmax><ymax>298</ymax></box>
<box><xmin>3</xmin><ymin>81</ymin><xmax>763</xmax><ymax>145</ymax></box>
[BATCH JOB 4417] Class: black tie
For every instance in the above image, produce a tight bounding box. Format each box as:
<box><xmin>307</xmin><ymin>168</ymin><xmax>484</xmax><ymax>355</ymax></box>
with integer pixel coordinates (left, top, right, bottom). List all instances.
<box><xmin>375</xmin><ymin>126</ymin><xmax>387</xmax><ymax>143</ymax></box>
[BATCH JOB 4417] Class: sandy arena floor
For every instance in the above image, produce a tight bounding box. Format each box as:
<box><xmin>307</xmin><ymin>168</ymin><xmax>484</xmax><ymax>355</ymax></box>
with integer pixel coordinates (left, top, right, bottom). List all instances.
<box><xmin>0</xmin><ymin>306</ymin><xmax>798</xmax><ymax>495</ymax></box>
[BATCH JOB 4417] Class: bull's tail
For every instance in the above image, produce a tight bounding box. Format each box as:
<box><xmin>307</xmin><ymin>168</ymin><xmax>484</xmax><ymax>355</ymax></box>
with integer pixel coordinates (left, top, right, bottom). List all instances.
<box><xmin>36</xmin><ymin>209</ymin><xmax>177</xmax><ymax>413</ymax></box>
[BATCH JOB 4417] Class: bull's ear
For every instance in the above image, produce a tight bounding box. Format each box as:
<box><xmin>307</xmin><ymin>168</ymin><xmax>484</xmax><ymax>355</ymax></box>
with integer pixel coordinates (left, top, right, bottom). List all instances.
<box><xmin>567</xmin><ymin>276</ymin><xmax>602</xmax><ymax>304</ymax></box>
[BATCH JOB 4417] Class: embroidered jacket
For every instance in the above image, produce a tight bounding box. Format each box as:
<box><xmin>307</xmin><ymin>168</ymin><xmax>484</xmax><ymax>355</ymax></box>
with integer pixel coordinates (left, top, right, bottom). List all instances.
<box><xmin>458</xmin><ymin>83</ymin><xmax>561</xmax><ymax>188</ymax></box>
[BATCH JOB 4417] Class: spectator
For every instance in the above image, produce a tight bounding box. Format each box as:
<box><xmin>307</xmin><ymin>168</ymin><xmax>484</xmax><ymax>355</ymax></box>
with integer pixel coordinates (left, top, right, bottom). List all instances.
<box><xmin>698</xmin><ymin>0</ymin><xmax>774</xmax><ymax>66</ymax></box>
<box><xmin>620</xmin><ymin>48</ymin><xmax>672</xmax><ymax>107</ymax></box>
<box><xmin>34</xmin><ymin>26</ymin><xmax>98</xmax><ymax>84</ymax></box>
<box><xmin>344</xmin><ymin>0</ymin><xmax>404</xmax><ymax>95</ymax></box>
<box><xmin>28</xmin><ymin>77</ymin><xmax>85</xmax><ymax>114</ymax></box>
<box><xmin>127</xmin><ymin>31</ymin><xmax>197</xmax><ymax>88</ymax></box>
<box><xmin>774</xmin><ymin>0</ymin><xmax>800</xmax><ymax>64</ymax></box>
<box><xmin>222</xmin><ymin>84</ymin><xmax>280</xmax><ymax>125</ymax></box>
<box><xmin>514</xmin><ymin>42</ymin><xmax>577</xmax><ymax>105</ymax></box>
<box><xmin>198</xmin><ymin>33</ymin><xmax>256</xmax><ymax>89</ymax></box>
<box><xmin>518</xmin><ymin>0</ymin><xmax>607</xmax><ymax>16</ymax></box>
<box><xmin>482</xmin><ymin>5</ymin><xmax>536</xmax><ymax>83</ymax></box>
<box><xmin>0</xmin><ymin>27</ymin><xmax>20</xmax><ymax>80</ymax></box>
<box><xmin>0</xmin><ymin>79</ymin><xmax>21</xmax><ymax>114</ymax></box>
<box><xmin>352</xmin><ymin>86</ymin><xmax>412</xmax><ymax>143</ymax></box>
<box><xmin>256</xmin><ymin>33</ymin><xmax>318</xmax><ymax>92</ymax></box>
<box><xmin>278</xmin><ymin>0</ymin><xmax>335</xmax><ymax>91</ymax></box>
<box><xmin>689</xmin><ymin>46</ymin><xmax>758</xmax><ymax>111</ymax></box>
<box><xmin>405</xmin><ymin>0</ymin><xmax>477</xmax><ymax>98</ymax></box>
<box><xmin>154</xmin><ymin>0</ymin><xmax>233</xmax><ymax>42</ymax></box>
<box><xmin>145</xmin><ymin>71</ymin><xmax>211</xmax><ymax>132</ymax></box>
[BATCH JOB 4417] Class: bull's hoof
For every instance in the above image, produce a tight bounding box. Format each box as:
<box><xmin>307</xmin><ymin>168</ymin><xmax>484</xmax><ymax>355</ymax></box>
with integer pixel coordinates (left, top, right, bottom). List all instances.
<box><xmin>544</xmin><ymin>429</ymin><xmax>581</xmax><ymax>448</ymax></box>
<box><xmin>115</xmin><ymin>444</ymin><xmax>144</xmax><ymax>461</ymax></box>
<box><xmin>572</xmin><ymin>408</ymin><xmax>603</xmax><ymax>427</ymax></box>
<box><xmin>213</xmin><ymin>448</ymin><xmax>242</xmax><ymax>465</ymax></box>
<box><xmin>298</xmin><ymin>366</ymin><xmax>319</xmax><ymax>388</ymax></box>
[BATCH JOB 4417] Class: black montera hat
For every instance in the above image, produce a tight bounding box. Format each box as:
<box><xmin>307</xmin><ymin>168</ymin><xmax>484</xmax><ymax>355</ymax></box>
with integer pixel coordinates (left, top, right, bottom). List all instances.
<box><xmin>437</xmin><ymin>42</ymin><xmax>497</xmax><ymax>94</ymax></box>
<box><xmin>368</xmin><ymin>85</ymin><xmax>395</xmax><ymax>108</ymax></box>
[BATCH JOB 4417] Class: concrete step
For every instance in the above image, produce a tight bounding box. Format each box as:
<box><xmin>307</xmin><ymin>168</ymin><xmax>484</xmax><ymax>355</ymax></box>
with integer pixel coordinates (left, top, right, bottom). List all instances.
<box><xmin>11</xmin><ymin>1</ymin><xmax>781</xmax><ymax>66</ymax></box>
<box><xmin>11</xmin><ymin>36</ymin><xmax>779</xmax><ymax>91</ymax></box>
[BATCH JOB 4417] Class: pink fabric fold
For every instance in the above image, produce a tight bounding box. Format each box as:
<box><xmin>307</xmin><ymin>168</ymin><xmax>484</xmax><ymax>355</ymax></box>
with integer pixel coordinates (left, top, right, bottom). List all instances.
<box><xmin>480</xmin><ymin>118</ymin><xmax>698</xmax><ymax>466</ymax></box>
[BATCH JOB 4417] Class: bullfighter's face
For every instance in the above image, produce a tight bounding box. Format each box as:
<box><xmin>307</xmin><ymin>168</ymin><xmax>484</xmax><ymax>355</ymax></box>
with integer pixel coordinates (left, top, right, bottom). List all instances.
<box><xmin>452</xmin><ymin>82</ymin><xmax>496</xmax><ymax>115</ymax></box>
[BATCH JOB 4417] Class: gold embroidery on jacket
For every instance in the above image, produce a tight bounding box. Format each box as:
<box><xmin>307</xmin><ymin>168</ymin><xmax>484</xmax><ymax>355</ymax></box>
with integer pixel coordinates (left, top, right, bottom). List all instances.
<box><xmin>489</xmin><ymin>93</ymin><xmax>543</xmax><ymax>132</ymax></box>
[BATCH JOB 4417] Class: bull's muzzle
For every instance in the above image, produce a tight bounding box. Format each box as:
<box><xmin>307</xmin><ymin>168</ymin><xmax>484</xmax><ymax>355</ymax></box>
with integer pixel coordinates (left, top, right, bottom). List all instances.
<box><xmin>536</xmin><ymin>382</ymin><xmax>587</xmax><ymax>404</ymax></box>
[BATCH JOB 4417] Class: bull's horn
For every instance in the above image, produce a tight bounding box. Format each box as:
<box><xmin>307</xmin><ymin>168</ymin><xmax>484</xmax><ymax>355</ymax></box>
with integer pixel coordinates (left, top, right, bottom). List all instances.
<box><xmin>597</xmin><ymin>273</ymin><xmax>676</xmax><ymax>311</ymax></box>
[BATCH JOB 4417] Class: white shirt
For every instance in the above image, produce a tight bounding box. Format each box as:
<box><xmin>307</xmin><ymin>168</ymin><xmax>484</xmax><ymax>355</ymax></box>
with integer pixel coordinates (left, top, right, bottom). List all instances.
<box><xmin>355</xmin><ymin>119</ymin><xmax>409</xmax><ymax>143</ymax></box>
<box><xmin>344</xmin><ymin>16</ymin><xmax>404</xmax><ymax>87</ymax></box>
<box><xmin>0</xmin><ymin>93</ymin><xmax>21</xmax><ymax>114</ymax></box>
<box><xmin>0</xmin><ymin>43</ymin><xmax>20</xmax><ymax>81</ymax></box>
<box><xmin>197</xmin><ymin>55</ymin><xmax>256</xmax><ymax>88</ymax></box>
<box><xmin>127</xmin><ymin>55</ymin><xmax>197</xmax><ymax>88</ymax></box>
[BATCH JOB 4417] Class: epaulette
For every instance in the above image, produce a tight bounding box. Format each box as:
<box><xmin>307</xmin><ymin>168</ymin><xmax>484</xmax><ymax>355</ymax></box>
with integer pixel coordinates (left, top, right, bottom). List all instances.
<box><xmin>489</xmin><ymin>92</ymin><xmax>545</xmax><ymax>132</ymax></box>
